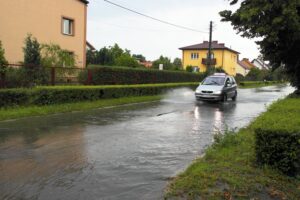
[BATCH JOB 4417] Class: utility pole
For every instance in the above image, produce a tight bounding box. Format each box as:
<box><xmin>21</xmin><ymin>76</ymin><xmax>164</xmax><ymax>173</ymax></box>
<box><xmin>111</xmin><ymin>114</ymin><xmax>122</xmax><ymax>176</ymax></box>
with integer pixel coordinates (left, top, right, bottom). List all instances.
<box><xmin>208</xmin><ymin>21</ymin><xmax>213</xmax><ymax>71</ymax></box>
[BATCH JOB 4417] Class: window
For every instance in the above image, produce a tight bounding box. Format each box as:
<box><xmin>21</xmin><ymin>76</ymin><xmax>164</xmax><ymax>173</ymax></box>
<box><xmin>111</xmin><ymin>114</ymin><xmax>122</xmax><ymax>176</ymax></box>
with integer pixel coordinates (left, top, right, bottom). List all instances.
<box><xmin>62</xmin><ymin>17</ymin><xmax>74</xmax><ymax>35</ymax></box>
<box><xmin>191</xmin><ymin>53</ymin><xmax>199</xmax><ymax>60</ymax></box>
<box><xmin>206</xmin><ymin>52</ymin><xmax>214</xmax><ymax>59</ymax></box>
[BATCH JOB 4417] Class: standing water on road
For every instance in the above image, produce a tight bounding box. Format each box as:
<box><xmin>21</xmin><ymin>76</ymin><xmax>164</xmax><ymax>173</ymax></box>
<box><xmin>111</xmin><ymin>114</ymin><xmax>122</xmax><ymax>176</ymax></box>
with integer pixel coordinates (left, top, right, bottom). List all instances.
<box><xmin>0</xmin><ymin>85</ymin><xmax>294</xmax><ymax>200</ymax></box>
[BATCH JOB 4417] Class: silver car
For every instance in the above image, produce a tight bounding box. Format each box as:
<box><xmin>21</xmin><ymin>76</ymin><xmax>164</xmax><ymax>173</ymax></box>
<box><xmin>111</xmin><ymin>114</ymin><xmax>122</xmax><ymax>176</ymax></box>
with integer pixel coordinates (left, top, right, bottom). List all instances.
<box><xmin>195</xmin><ymin>73</ymin><xmax>237</xmax><ymax>102</ymax></box>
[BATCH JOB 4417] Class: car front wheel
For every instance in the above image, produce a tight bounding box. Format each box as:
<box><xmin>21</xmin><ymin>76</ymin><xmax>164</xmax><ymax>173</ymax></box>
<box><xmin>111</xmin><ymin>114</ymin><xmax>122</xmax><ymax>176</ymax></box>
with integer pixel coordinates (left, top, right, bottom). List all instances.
<box><xmin>221</xmin><ymin>93</ymin><xmax>227</xmax><ymax>102</ymax></box>
<box><xmin>232</xmin><ymin>91</ymin><xmax>237</xmax><ymax>101</ymax></box>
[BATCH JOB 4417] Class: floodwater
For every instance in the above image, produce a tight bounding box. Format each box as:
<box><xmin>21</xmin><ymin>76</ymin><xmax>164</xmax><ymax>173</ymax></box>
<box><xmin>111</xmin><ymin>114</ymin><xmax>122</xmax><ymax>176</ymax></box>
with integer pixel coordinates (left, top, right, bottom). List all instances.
<box><xmin>0</xmin><ymin>85</ymin><xmax>294</xmax><ymax>200</ymax></box>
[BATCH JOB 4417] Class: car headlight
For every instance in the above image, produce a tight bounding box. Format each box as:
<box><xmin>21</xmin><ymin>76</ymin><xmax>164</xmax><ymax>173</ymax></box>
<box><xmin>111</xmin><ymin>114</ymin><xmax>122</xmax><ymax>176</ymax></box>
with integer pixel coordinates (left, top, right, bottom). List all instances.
<box><xmin>214</xmin><ymin>90</ymin><xmax>222</xmax><ymax>94</ymax></box>
<box><xmin>196</xmin><ymin>89</ymin><xmax>201</xmax><ymax>93</ymax></box>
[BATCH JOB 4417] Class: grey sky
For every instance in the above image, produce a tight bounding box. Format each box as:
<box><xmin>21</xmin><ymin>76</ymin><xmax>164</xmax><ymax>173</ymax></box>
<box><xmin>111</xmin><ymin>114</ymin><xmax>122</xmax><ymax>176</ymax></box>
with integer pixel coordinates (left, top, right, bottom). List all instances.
<box><xmin>87</xmin><ymin>0</ymin><xmax>260</xmax><ymax>61</ymax></box>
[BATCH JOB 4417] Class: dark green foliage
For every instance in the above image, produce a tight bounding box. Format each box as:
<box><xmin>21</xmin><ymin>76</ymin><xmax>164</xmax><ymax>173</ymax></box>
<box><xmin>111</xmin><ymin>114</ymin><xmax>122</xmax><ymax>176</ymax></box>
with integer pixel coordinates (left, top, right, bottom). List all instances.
<box><xmin>23</xmin><ymin>34</ymin><xmax>47</xmax><ymax>85</ymax></box>
<box><xmin>0</xmin><ymin>89</ymin><xmax>29</xmax><ymax>107</ymax></box>
<box><xmin>255</xmin><ymin>128</ymin><xmax>300</xmax><ymax>176</ymax></box>
<box><xmin>253</xmin><ymin>96</ymin><xmax>300</xmax><ymax>176</ymax></box>
<box><xmin>87</xmin><ymin>44</ymin><xmax>141</xmax><ymax>68</ymax></box>
<box><xmin>173</xmin><ymin>58</ymin><xmax>183</xmax><ymax>70</ymax></box>
<box><xmin>215</xmin><ymin>67</ymin><xmax>226</xmax><ymax>74</ymax></box>
<box><xmin>132</xmin><ymin>54</ymin><xmax>146</xmax><ymax>62</ymax></box>
<box><xmin>79</xmin><ymin>66</ymin><xmax>204</xmax><ymax>85</ymax></box>
<box><xmin>0</xmin><ymin>83</ymin><xmax>198</xmax><ymax>107</ymax></box>
<box><xmin>235</xmin><ymin>73</ymin><xmax>245</xmax><ymax>83</ymax></box>
<box><xmin>0</xmin><ymin>41</ymin><xmax>8</xmax><ymax>75</ymax></box>
<box><xmin>152</xmin><ymin>56</ymin><xmax>176</xmax><ymax>70</ymax></box>
<box><xmin>220</xmin><ymin>0</ymin><xmax>300</xmax><ymax>89</ymax></box>
<box><xmin>185</xmin><ymin>65</ymin><xmax>194</xmax><ymax>73</ymax></box>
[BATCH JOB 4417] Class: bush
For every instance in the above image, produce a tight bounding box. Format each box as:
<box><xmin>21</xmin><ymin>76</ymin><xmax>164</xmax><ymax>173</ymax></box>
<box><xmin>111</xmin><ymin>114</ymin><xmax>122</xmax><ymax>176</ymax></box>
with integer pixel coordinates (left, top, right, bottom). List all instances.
<box><xmin>79</xmin><ymin>66</ymin><xmax>204</xmax><ymax>85</ymax></box>
<box><xmin>254</xmin><ymin>96</ymin><xmax>300</xmax><ymax>176</ymax></box>
<box><xmin>255</xmin><ymin>128</ymin><xmax>300</xmax><ymax>176</ymax></box>
<box><xmin>0</xmin><ymin>83</ymin><xmax>198</xmax><ymax>107</ymax></box>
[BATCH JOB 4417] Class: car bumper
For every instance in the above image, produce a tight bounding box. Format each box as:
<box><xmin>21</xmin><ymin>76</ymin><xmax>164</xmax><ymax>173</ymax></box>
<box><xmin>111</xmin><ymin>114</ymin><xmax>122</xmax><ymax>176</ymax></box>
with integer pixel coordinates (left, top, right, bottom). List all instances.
<box><xmin>195</xmin><ymin>93</ymin><xmax>222</xmax><ymax>101</ymax></box>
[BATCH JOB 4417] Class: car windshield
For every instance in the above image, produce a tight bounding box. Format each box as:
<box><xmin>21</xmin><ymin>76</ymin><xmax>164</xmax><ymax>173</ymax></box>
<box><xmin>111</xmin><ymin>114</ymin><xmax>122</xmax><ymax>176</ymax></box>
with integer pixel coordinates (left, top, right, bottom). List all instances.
<box><xmin>202</xmin><ymin>77</ymin><xmax>225</xmax><ymax>86</ymax></box>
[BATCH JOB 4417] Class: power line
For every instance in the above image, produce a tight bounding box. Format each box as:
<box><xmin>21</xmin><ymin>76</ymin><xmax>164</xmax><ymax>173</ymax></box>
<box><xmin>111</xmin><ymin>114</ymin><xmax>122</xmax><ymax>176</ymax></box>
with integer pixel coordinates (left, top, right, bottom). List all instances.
<box><xmin>103</xmin><ymin>0</ymin><xmax>209</xmax><ymax>34</ymax></box>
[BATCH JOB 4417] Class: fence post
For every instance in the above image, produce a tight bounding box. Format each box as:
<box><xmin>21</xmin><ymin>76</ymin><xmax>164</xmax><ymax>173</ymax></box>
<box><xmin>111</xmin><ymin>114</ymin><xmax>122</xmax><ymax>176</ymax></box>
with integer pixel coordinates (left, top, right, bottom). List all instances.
<box><xmin>0</xmin><ymin>73</ymin><xmax>5</xmax><ymax>88</ymax></box>
<box><xmin>87</xmin><ymin>69</ymin><xmax>92</xmax><ymax>85</ymax></box>
<box><xmin>51</xmin><ymin>67</ymin><xmax>55</xmax><ymax>86</ymax></box>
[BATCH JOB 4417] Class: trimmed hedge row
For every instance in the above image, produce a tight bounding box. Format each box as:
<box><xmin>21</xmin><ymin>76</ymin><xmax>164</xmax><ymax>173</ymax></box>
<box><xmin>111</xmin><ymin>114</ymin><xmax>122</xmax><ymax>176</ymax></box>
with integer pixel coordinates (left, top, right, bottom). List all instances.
<box><xmin>78</xmin><ymin>66</ymin><xmax>205</xmax><ymax>85</ymax></box>
<box><xmin>0</xmin><ymin>83</ymin><xmax>198</xmax><ymax>107</ymax></box>
<box><xmin>239</xmin><ymin>81</ymin><xmax>283</xmax><ymax>87</ymax></box>
<box><xmin>254</xmin><ymin>96</ymin><xmax>300</xmax><ymax>176</ymax></box>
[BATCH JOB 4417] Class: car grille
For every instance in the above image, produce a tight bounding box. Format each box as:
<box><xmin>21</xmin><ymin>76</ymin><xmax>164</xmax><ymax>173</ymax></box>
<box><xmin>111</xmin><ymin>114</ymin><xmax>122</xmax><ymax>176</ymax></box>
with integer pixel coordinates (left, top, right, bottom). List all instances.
<box><xmin>201</xmin><ymin>91</ymin><xmax>213</xmax><ymax>94</ymax></box>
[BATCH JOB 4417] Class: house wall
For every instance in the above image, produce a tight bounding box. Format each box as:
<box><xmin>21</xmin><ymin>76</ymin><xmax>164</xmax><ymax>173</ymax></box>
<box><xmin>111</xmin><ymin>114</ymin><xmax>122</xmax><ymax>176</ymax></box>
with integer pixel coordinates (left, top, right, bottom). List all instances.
<box><xmin>236</xmin><ymin>64</ymin><xmax>247</xmax><ymax>76</ymax></box>
<box><xmin>182</xmin><ymin>49</ymin><xmax>238</xmax><ymax>76</ymax></box>
<box><xmin>0</xmin><ymin>0</ymin><xmax>87</xmax><ymax>68</ymax></box>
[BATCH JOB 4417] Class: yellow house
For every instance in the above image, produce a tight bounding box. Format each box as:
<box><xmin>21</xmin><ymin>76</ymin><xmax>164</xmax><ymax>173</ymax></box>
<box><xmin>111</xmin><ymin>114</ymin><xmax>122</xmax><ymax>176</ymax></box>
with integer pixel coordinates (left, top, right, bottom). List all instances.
<box><xmin>0</xmin><ymin>0</ymin><xmax>88</xmax><ymax>68</ymax></box>
<box><xmin>179</xmin><ymin>41</ymin><xmax>240</xmax><ymax>76</ymax></box>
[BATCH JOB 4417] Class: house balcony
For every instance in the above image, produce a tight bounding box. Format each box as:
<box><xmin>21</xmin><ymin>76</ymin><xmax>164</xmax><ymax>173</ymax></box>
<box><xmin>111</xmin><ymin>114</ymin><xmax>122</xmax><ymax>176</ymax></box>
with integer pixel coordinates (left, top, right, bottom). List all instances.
<box><xmin>202</xmin><ymin>58</ymin><xmax>217</xmax><ymax>66</ymax></box>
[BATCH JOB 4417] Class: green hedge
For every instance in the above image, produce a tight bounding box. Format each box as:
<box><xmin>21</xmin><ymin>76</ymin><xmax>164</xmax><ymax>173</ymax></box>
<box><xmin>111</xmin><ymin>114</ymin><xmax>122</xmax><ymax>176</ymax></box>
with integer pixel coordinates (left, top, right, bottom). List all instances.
<box><xmin>0</xmin><ymin>83</ymin><xmax>198</xmax><ymax>107</ymax></box>
<box><xmin>79</xmin><ymin>66</ymin><xmax>204</xmax><ymax>85</ymax></box>
<box><xmin>239</xmin><ymin>81</ymin><xmax>282</xmax><ymax>87</ymax></box>
<box><xmin>254</xmin><ymin>96</ymin><xmax>300</xmax><ymax>176</ymax></box>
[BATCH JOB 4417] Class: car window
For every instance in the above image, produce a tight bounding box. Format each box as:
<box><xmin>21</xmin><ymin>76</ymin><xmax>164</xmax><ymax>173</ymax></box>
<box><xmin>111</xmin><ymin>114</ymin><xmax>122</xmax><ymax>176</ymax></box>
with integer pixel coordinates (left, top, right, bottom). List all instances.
<box><xmin>202</xmin><ymin>77</ymin><xmax>225</xmax><ymax>86</ymax></box>
<box><xmin>231</xmin><ymin>77</ymin><xmax>236</xmax><ymax>84</ymax></box>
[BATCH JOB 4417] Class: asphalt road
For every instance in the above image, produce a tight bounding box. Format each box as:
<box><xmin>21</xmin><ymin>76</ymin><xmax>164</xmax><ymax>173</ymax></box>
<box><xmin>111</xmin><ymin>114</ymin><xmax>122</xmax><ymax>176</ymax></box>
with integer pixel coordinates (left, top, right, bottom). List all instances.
<box><xmin>0</xmin><ymin>85</ymin><xmax>294</xmax><ymax>200</ymax></box>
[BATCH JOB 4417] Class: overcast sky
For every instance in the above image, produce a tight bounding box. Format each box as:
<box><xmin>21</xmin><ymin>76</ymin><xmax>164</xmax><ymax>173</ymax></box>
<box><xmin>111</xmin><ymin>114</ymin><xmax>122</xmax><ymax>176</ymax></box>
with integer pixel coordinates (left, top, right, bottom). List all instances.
<box><xmin>87</xmin><ymin>0</ymin><xmax>260</xmax><ymax>61</ymax></box>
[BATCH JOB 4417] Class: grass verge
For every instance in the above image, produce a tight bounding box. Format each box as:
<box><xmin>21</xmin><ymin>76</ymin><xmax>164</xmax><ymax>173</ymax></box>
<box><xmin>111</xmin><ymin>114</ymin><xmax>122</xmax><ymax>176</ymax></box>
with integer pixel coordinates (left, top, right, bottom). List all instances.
<box><xmin>165</xmin><ymin>95</ymin><xmax>300</xmax><ymax>200</ymax></box>
<box><xmin>0</xmin><ymin>95</ymin><xmax>162</xmax><ymax>121</ymax></box>
<box><xmin>238</xmin><ymin>81</ymin><xmax>286</xmax><ymax>88</ymax></box>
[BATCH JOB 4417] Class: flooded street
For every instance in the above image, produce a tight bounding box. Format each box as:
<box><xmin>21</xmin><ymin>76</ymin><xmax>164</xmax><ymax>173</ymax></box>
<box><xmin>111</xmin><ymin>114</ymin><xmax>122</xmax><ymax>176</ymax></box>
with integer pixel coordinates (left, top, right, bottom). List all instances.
<box><xmin>0</xmin><ymin>85</ymin><xmax>294</xmax><ymax>200</ymax></box>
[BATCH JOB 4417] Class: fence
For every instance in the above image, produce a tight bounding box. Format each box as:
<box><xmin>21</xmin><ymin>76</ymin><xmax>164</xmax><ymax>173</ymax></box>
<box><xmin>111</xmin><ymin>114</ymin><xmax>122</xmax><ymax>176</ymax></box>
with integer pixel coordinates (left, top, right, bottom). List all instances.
<box><xmin>0</xmin><ymin>64</ymin><xmax>86</xmax><ymax>88</ymax></box>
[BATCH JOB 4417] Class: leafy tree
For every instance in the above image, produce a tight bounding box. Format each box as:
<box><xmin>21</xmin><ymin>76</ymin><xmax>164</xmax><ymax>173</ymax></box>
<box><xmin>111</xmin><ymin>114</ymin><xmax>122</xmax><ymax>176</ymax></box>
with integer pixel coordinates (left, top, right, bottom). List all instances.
<box><xmin>186</xmin><ymin>65</ymin><xmax>194</xmax><ymax>72</ymax></box>
<box><xmin>23</xmin><ymin>34</ymin><xmax>46</xmax><ymax>86</ymax></box>
<box><xmin>86</xmin><ymin>49</ymin><xmax>96</xmax><ymax>65</ymax></box>
<box><xmin>245</xmin><ymin>68</ymin><xmax>264</xmax><ymax>81</ymax></box>
<box><xmin>0</xmin><ymin>41</ymin><xmax>8</xmax><ymax>76</ymax></box>
<box><xmin>220</xmin><ymin>0</ymin><xmax>300</xmax><ymax>89</ymax></box>
<box><xmin>41</xmin><ymin>43</ymin><xmax>75</xmax><ymax>67</ymax></box>
<box><xmin>152</xmin><ymin>56</ymin><xmax>175</xmax><ymax>70</ymax></box>
<box><xmin>133</xmin><ymin>54</ymin><xmax>146</xmax><ymax>62</ymax></box>
<box><xmin>173</xmin><ymin>58</ymin><xmax>182</xmax><ymax>70</ymax></box>
<box><xmin>115</xmin><ymin>54</ymin><xmax>140</xmax><ymax>68</ymax></box>
<box><xmin>23</xmin><ymin>34</ymin><xmax>41</xmax><ymax>66</ymax></box>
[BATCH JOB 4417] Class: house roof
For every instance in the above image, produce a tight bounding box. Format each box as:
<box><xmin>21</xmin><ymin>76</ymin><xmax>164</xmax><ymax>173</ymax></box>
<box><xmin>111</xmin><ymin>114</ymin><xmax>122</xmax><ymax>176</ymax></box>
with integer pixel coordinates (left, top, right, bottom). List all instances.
<box><xmin>179</xmin><ymin>41</ymin><xmax>240</xmax><ymax>54</ymax></box>
<box><xmin>238</xmin><ymin>60</ymin><xmax>251</xmax><ymax>70</ymax></box>
<box><xmin>79</xmin><ymin>0</ymin><xmax>89</xmax><ymax>5</ymax></box>
<box><xmin>86</xmin><ymin>41</ymin><xmax>96</xmax><ymax>51</ymax></box>
<box><xmin>241</xmin><ymin>58</ymin><xmax>256</xmax><ymax>69</ymax></box>
<box><xmin>252</xmin><ymin>59</ymin><xmax>270</xmax><ymax>69</ymax></box>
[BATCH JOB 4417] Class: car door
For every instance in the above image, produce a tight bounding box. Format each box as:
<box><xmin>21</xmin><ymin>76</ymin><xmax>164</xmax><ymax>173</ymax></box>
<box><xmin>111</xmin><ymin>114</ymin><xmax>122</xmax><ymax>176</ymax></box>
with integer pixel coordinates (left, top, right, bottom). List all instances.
<box><xmin>224</xmin><ymin>78</ymin><xmax>232</xmax><ymax>97</ymax></box>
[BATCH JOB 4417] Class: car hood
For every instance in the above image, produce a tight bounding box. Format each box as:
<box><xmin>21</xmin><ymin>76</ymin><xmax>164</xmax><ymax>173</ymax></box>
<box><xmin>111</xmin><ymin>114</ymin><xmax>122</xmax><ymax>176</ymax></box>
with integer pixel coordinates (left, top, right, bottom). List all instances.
<box><xmin>196</xmin><ymin>85</ymin><xmax>224</xmax><ymax>92</ymax></box>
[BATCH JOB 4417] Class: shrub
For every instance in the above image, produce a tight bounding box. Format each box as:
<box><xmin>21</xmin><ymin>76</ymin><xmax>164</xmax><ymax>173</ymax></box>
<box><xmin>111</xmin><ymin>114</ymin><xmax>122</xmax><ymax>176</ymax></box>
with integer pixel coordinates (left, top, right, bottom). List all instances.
<box><xmin>23</xmin><ymin>34</ymin><xmax>47</xmax><ymax>86</ymax></box>
<box><xmin>0</xmin><ymin>83</ymin><xmax>198</xmax><ymax>107</ymax></box>
<box><xmin>254</xmin><ymin>96</ymin><xmax>300</xmax><ymax>176</ymax></box>
<box><xmin>78</xmin><ymin>66</ymin><xmax>204</xmax><ymax>85</ymax></box>
<box><xmin>255</xmin><ymin>128</ymin><xmax>300</xmax><ymax>176</ymax></box>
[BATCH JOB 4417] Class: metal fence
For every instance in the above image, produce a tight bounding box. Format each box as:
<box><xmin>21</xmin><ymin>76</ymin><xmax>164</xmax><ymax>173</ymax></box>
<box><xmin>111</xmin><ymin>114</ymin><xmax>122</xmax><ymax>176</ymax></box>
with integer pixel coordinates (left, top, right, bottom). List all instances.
<box><xmin>0</xmin><ymin>64</ymin><xmax>89</xmax><ymax>88</ymax></box>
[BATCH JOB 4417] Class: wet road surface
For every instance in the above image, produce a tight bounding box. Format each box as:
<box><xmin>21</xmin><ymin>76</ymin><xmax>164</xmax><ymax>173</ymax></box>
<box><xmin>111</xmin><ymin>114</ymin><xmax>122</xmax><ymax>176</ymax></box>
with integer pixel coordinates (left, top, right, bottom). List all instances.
<box><xmin>0</xmin><ymin>85</ymin><xmax>294</xmax><ymax>200</ymax></box>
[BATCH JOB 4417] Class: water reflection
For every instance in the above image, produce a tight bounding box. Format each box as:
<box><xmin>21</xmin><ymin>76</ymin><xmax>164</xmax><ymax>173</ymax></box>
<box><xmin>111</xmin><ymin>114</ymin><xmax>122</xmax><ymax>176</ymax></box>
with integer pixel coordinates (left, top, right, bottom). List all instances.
<box><xmin>0</xmin><ymin>125</ymin><xmax>87</xmax><ymax>200</ymax></box>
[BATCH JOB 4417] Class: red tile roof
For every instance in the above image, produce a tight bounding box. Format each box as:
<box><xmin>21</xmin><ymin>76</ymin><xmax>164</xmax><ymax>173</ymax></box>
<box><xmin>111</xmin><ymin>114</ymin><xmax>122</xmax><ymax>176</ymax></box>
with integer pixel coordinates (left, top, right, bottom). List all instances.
<box><xmin>179</xmin><ymin>41</ymin><xmax>240</xmax><ymax>54</ymax></box>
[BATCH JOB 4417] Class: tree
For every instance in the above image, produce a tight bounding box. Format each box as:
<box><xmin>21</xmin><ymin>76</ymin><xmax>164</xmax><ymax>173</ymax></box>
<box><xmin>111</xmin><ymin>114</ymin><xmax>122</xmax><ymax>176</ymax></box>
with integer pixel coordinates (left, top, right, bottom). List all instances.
<box><xmin>133</xmin><ymin>54</ymin><xmax>146</xmax><ymax>62</ymax></box>
<box><xmin>152</xmin><ymin>56</ymin><xmax>175</xmax><ymax>70</ymax></box>
<box><xmin>220</xmin><ymin>0</ymin><xmax>300</xmax><ymax>90</ymax></box>
<box><xmin>115</xmin><ymin>54</ymin><xmax>140</xmax><ymax>68</ymax></box>
<box><xmin>23</xmin><ymin>34</ymin><xmax>41</xmax><ymax>66</ymax></box>
<box><xmin>23</xmin><ymin>34</ymin><xmax>46</xmax><ymax>85</ymax></box>
<box><xmin>41</xmin><ymin>43</ymin><xmax>75</xmax><ymax>67</ymax></box>
<box><xmin>173</xmin><ymin>58</ymin><xmax>182</xmax><ymax>70</ymax></box>
<box><xmin>0</xmin><ymin>41</ymin><xmax>8</xmax><ymax>75</ymax></box>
